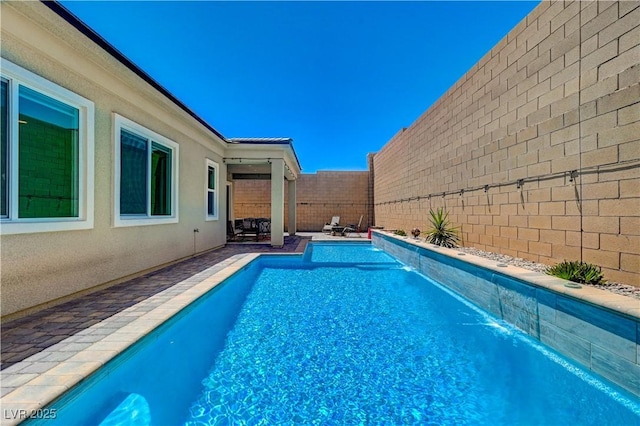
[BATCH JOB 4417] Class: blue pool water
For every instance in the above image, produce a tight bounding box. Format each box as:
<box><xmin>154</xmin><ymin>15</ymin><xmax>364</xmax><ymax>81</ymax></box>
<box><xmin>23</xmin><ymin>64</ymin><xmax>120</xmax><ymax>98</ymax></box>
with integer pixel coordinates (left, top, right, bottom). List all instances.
<box><xmin>33</xmin><ymin>243</ymin><xmax>639</xmax><ymax>425</ymax></box>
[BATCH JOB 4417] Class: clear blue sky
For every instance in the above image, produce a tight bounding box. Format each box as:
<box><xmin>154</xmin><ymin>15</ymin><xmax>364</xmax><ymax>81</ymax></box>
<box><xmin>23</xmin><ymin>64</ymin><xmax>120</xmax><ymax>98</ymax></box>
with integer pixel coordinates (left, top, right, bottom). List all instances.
<box><xmin>61</xmin><ymin>1</ymin><xmax>539</xmax><ymax>173</ymax></box>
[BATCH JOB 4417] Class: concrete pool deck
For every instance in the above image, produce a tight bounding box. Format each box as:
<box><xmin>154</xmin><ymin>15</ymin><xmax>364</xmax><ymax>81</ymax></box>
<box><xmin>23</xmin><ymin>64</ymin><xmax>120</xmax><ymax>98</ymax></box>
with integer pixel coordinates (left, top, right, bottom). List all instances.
<box><xmin>1</xmin><ymin>230</ymin><xmax>636</xmax><ymax>423</ymax></box>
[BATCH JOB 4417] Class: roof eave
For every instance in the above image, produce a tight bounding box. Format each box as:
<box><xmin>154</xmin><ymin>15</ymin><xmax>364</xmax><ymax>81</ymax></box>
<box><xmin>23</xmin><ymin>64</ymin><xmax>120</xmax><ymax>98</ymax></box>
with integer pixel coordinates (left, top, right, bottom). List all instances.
<box><xmin>227</xmin><ymin>138</ymin><xmax>302</xmax><ymax>172</ymax></box>
<box><xmin>41</xmin><ymin>0</ymin><xmax>227</xmax><ymax>143</ymax></box>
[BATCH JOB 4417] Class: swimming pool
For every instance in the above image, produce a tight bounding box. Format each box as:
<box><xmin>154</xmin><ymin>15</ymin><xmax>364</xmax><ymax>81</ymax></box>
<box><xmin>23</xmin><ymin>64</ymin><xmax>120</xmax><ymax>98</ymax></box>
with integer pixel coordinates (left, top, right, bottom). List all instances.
<box><xmin>29</xmin><ymin>243</ymin><xmax>640</xmax><ymax>425</ymax></box>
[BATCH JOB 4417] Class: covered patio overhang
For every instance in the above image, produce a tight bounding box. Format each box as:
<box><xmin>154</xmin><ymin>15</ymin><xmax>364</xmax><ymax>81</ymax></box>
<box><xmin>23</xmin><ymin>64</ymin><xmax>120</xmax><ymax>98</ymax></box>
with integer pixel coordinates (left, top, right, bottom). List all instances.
<box><xmin>224</xmin><ymin>138</ymin><xmax>301</xmax><ymax>247</ymax></box>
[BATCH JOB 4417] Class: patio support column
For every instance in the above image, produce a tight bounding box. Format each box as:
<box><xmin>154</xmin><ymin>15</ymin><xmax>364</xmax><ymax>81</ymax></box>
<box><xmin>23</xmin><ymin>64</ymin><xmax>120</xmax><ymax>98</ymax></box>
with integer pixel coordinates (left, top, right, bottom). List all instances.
<box><xmin>287</xmin><ymin>179</ymin><xmax>297</xmax><ymax>236</ymax></box>
<box><xmin>270</xmin><ymin>159</ymin><xmax>285</xmax><ymax>247</ymax></box>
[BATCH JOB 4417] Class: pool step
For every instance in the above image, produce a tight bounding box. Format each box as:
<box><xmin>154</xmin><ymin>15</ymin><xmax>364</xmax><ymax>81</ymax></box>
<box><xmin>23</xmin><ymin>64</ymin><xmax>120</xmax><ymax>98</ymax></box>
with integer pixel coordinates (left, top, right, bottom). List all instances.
<box><xmin>99</xmin><ymin>393</ymin><xmax>151</xmax><ymax>426</ymax></box>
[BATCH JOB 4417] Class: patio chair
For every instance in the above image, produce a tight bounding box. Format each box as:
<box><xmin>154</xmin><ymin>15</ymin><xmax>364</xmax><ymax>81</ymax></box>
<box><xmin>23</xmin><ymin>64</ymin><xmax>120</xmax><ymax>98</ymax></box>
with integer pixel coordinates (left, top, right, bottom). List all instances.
<box><xmin>322</xmin><ymin>216</ymin><xmax>340</xmax><ymax>234</ymax></box>
<box><xmin>342</xmin><ymin>215</ymin><xmax>364</xmax><ymax>237</ymax></box>
<box><xmin>227</xmin><ymin>221</ymin><xmax>243</xmax><ymax>241</ymax></box>
<box><xmin>240</xmin><ymin>218</ymin><xmax>259</xmax><ymax>241</ymax></box>
<box><xmin>257</xmin><ymin>218</ymin><xmax>271</xmax><ymax>241</ymax></box>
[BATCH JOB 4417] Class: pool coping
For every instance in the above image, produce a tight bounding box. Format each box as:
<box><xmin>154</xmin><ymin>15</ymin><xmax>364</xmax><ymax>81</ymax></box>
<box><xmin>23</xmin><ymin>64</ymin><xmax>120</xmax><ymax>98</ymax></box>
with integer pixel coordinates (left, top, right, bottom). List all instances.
<box><xmin>372</xmin><ymin>230</ymin><xmax>640</xmax><ymax>320</ymax></box>
<box><xmin>0</xmin><ymin>252</ymin><xmax>297</xmax><ymax>425</ymax></box>
<box><xmin>2</xmin><ymin>237</ymin><xmax>638</xmax><ymax>423</ymax></box>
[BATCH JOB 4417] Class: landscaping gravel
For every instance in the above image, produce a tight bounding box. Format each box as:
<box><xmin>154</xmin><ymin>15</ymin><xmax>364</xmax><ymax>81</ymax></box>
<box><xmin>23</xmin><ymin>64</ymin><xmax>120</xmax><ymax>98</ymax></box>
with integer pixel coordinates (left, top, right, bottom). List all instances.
<box><xmin>456</xmin><ymin>246</ymin><xmax>640</xmax><ymax>301</ymax></box>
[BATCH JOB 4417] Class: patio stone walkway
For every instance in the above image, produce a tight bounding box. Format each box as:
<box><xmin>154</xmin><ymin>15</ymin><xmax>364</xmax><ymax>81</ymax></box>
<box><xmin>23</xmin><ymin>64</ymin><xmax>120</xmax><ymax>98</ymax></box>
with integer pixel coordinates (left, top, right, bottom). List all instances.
<box><xmin>0</xmin><ymin>236</ymin><xmax>310</xmax><ymax>370</ymax></box>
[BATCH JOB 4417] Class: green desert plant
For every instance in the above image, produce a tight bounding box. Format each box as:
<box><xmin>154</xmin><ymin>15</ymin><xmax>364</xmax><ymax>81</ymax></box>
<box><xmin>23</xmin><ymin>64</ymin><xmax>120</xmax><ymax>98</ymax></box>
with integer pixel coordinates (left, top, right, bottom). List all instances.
<box><xmin>393</xmin><ymin>229</ymin><xmax>407</xmax><ymax>236</ymax></box>
<box><xmin>546</xmin><ymin>260</ymin><xmax>607</xmax><ymax>285</ymax></box>
<box><xmin>425</xmin><ymin>208</ymin><xmax>459</xmax><ymax>248</ymax></box>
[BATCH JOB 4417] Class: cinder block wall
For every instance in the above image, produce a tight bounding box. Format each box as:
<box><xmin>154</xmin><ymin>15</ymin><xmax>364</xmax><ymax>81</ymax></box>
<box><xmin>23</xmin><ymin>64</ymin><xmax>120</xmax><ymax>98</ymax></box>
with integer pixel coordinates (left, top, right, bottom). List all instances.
<box><xmin>233</xmin><ymin>180</ymin><xmax>273</xmax><ymax>220</ymax></box>
<box><xmin>373</xmin><ymin>1</ymin><xmax>639</xmax><ymax>286</ymax></box>
<box><xmin>233</xmin><ymin>171</ymin><xmax>370</xmax><ymax>232</ymax></box>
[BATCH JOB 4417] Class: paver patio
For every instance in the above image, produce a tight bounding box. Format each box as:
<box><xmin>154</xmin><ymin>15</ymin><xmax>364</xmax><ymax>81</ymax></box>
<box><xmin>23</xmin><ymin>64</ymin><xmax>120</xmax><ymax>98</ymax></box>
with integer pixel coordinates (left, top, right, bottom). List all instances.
<box><xmin>0</xmin><ymin>235</ymin><xmax>315</xmax><ymax>370</ymax></box>
<box><xmin>1</xmin><ymin>231</ymin><xmax>367</xmax><ymax>371</ymax></box>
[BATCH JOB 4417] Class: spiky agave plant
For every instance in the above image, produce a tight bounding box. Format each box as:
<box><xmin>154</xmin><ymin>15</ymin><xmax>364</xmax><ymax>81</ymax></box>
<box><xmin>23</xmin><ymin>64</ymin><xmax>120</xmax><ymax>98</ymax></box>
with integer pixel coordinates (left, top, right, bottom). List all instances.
<box><xmin>546</xmin><ymin>260</ymin><xmax>607</xmax><ymax>285</ymax></box>
<box><xmin>425</xmin><ymin>208</ymin><xmax>459</xmax><ymax>248</ymax></box>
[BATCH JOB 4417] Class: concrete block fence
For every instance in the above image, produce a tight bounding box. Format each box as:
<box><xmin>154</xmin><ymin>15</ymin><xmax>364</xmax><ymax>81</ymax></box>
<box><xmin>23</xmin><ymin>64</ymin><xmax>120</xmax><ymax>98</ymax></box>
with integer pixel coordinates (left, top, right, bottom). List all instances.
<box><xmin>371</xmin><ymin>1</ymin><xmax>640</xmax><ymax>286</ymax></box>
<box><xmin>233</xmin><ymin>171</ymin><xmax>371</xmax><ymax>232</ymax></box>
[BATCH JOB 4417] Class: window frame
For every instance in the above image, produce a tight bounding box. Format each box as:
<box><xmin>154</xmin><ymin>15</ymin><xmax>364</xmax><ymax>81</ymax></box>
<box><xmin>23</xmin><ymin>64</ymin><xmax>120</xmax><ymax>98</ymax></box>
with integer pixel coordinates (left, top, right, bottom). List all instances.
<box><xmin>1</xmin><ymin>76</ymin><xmax>9</xmax><ymax>220</ymax></box>
<box><xmin>0</xmin><ymin>59</ymin><xmax>95</xmax><ymax>235</ymax></box>
<box><xmin>205</xmin><ymin>159</ymin><xmax>219</xmax><ymax>221</ymax></box>
<box><xmin>113</xmin><ymin>114</ymin><xmax>179</xmax><ymax>227</ymax></box>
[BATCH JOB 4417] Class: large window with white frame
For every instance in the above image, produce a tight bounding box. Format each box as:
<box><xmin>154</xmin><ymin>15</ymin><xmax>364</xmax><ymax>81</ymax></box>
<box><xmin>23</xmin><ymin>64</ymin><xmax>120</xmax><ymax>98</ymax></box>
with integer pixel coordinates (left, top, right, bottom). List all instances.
<box><xmin>114</xmin><ymin>114</ymin><xmax>178</xmax><ymax>227</ymax></box>
<box><xmin>0</xmin><ymin>59</ymin><xmax>94</xmax><ymax>235</ymax></box>
<box><xmin>205</xmin><ymin>159</ymin><xmax>219</xmax><ymax>221</ymax></box>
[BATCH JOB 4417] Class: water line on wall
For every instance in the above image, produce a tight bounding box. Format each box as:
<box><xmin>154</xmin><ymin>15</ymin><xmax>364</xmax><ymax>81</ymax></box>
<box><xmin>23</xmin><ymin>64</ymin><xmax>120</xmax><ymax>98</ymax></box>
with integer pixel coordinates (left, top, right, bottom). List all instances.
<box><xmin>373</xmin><ymin>160</ymin><xmax>640</xmax><ymax>206</ymax></box>
<box><xmin>578</xmin><ymin>3</ymin><xmax>584</xmax><ymax>263</ymax></box>
<box><xmin>484</xmin><ymin>185</ymin><xmax>492</xmax><ymax>213</ymax></box>
<box><xmin>570</xmin><ymin>170</ymin><xmax>582</xmax><ymax>214</ymax></box>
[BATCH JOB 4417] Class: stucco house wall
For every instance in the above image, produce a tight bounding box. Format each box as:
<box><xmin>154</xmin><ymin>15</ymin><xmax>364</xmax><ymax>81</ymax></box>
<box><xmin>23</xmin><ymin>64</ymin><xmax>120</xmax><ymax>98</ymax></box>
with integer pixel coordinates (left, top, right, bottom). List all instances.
<box><xmin>1</xmin><ymin>2</ymin><xmax>229</xmax><ymax>316</ymax></box>
<box><xmin>372</xmin><ymin>1</ymin><xmax>639</xmax><ymax>285</ymax></box>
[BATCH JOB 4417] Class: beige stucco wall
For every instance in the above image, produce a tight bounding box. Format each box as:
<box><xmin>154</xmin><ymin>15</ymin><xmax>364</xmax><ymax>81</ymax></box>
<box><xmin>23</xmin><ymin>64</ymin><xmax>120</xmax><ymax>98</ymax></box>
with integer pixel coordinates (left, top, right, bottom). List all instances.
<box><xmin>1</xmin><ymin>2</ymin><xmax>229</xmax><ymax>316</ymax></box>
<box><xmin>233</xmin><ymin>171</ymin><xmax>371</xmax><ymax>232</ymax></box>
<box><xmin>373</xmin><ymin>1</ymin><xmax>639</xmax><ymax>286</ymax></box>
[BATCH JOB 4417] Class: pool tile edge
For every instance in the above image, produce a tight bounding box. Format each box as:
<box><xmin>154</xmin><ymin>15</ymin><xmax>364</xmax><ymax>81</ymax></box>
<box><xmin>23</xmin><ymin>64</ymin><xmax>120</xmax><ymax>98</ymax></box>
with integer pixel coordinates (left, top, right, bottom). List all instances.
<box><xmin>372</xmin><ymin>230</ymin><xmax>640</xmax><ymax>397</ymax></box>
<box><xmin>373</xmin><ymin>231</ymin><xmax>640</xmax><ymax>320</ymax></box>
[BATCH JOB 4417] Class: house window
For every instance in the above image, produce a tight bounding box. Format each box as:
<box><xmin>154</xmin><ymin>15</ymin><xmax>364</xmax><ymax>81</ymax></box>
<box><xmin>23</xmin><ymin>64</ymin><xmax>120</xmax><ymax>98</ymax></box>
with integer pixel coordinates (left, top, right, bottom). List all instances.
<box><xmin>114</xmin><ymin>114</ymin><xmax>178</xmax><ymax>227</ymax></box>
<box><xmin>120</xmin><ymin>130</ymin><xmax>172</xmax><ymax>216</ymax></box>
<box><xmin>0</xmin><ymin>60</ymin><xmax>94</xmax><ymax>235</ymax></box>
<box><xmin>206</xmin><ymin>159</ymin><xmax>218</xmax><ymax>220</ymax></box>
<box><xmin>18</xmin><ymin>86</ymin><xmax>79</xmax><ymax>218</ymax></box>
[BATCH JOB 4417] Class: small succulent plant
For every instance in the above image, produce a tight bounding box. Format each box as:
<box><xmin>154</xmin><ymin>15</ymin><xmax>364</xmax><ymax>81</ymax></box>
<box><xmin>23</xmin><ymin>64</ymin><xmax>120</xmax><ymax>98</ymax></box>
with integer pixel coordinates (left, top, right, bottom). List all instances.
<box><xmin>546</xmin><ymin>260</ymin><xmax>607</xmax><ymax>285</ymax></box>
<box><xmin>425</xmin><ymin>208</ymin><xmax>459</xmax><ymax>248</ymax></box>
